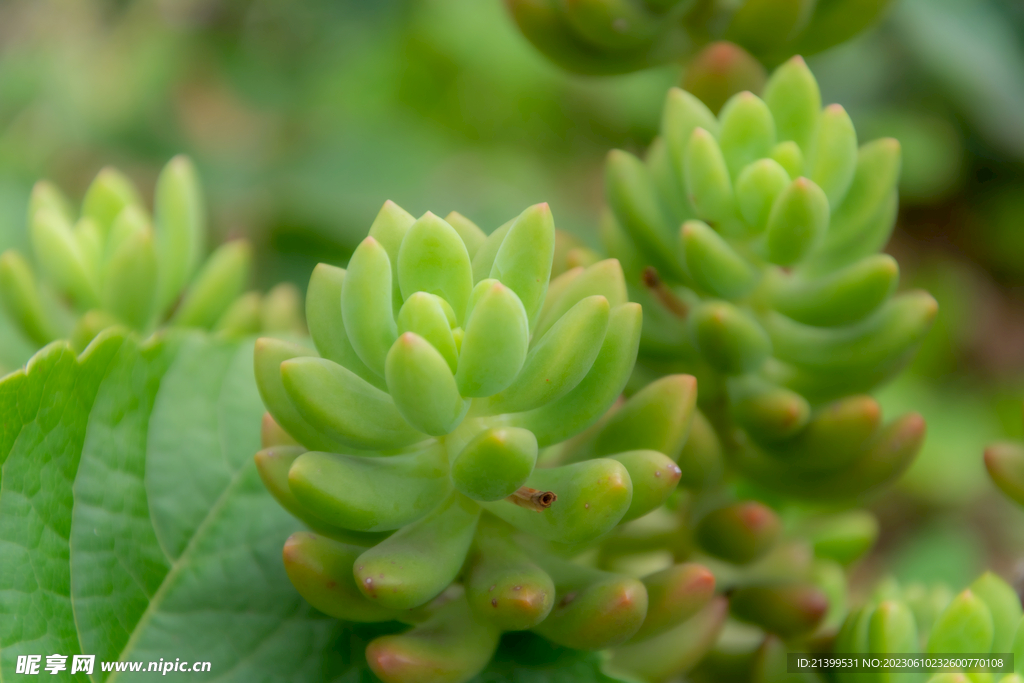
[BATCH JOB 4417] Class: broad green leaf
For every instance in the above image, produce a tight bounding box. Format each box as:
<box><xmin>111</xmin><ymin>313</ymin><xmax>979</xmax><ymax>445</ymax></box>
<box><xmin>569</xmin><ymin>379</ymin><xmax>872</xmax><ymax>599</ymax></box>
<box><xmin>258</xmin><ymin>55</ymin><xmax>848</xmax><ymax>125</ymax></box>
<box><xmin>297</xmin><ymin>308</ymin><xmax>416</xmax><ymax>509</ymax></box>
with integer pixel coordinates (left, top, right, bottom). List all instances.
<box><xmin>0</xmin><ymin>330</ymin><xmax>372</xmax><ymax>682</ymax></box>
<box><xmin>0</xmin><ymin>335</ymin><xmax>124</xmax><ymax>680</ymax></box>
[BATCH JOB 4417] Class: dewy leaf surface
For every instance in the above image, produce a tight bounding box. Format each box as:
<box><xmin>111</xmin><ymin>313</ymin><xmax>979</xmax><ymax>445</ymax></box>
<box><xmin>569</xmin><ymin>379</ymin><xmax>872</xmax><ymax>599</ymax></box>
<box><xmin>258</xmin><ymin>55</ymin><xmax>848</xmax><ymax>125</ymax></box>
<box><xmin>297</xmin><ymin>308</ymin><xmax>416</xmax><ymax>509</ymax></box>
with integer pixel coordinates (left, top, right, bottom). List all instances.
<box><xmin>0</xmin><ymin>330</ymin><xmax>364</xmax><ymax>682</ymax></box>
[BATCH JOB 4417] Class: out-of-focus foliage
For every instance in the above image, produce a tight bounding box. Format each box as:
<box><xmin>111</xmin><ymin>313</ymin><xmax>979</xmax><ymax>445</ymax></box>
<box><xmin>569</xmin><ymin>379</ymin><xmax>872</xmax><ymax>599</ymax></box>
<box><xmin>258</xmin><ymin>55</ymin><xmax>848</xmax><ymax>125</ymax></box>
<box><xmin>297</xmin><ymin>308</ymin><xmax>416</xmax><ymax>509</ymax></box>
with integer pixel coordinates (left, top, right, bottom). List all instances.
<box><xmin>505</xmin><ymin>0</ymin><xmax>895</xmax><ymax>76</ymax></box>
<box><xmin>0</xmin><ymin>0</ymin><xmax>675</xmax><ymax>278</ymax></box>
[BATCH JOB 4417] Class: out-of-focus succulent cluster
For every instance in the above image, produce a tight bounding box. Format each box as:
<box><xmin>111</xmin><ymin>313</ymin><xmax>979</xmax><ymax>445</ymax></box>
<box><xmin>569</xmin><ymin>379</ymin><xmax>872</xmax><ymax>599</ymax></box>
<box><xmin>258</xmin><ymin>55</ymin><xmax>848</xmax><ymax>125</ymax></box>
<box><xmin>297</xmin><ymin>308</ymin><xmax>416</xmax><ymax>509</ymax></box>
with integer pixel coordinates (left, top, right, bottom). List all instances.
<box><xmin>0</xmin><ymin>156</ymin><xmax>303</xmax><ymax>352</ymax></box>
<box><xmin>505</xmin><ymin>0</ymin><xmax>893</xmax><ymax>75</ymax></box>
<box><xmin>838</xmin><ymin>572</ymin><xmax>1024</xmax><ymax>683</ymax></box>
<box><xmin>592</xmin><ymin>55</ymin><xmax>934</xmax><ymax>502</ymax></box>
<box><xmin>253</xmin><ymin>200</ymin><xmax>730</xmax><ymax>682</ymax></box>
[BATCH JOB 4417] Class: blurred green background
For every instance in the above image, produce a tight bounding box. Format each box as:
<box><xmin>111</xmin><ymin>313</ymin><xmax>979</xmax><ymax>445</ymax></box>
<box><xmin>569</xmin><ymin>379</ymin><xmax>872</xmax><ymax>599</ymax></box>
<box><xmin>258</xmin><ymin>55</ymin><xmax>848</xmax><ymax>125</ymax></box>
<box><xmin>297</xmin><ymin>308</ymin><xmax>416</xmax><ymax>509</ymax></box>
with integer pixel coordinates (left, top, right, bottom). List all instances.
<box><xmin>2</xmin><ymin>0</ymin><xmax>1024</xmax><ymax>592</ymax></box>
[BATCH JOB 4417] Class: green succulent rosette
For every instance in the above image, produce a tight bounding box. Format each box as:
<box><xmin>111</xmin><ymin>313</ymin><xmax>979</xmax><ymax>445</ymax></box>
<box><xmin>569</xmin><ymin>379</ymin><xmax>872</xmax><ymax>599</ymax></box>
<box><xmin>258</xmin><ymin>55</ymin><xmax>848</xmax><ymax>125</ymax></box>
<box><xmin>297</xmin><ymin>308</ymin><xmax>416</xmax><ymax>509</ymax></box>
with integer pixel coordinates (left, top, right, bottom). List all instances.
<box><xmin>596</xmin><ymin>55</ymin><xmax>934</xmax><ymax>501</ymax></box>
<box><xmin>837</xmin><ymin>572</ymin><xmax>1024</xmax><ymax>683</ymax></box>
<box><xmin>505</xmin><ymin>0</ymin><xmax>893</xmax><ymax>75</ymax></box>
<box><xmin>254</xmin><ymin>201</ymin><xmax>725</xmax><ymax>682</ymax></box>
<box><xmin>0</xmin><ymin>156</ymin><xmax>302</xmax><ymax>353</ymax></box>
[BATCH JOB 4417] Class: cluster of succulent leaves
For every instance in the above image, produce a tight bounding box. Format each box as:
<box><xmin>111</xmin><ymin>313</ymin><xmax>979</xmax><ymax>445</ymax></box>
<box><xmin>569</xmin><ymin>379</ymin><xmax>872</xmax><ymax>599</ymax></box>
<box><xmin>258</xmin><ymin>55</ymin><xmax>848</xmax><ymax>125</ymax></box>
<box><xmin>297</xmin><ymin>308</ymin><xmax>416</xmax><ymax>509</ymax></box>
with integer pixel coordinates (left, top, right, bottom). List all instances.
<box><xmin>252</xmin><ymin>199</ymin><xmax>754</xmax><ymax>682</ymax></box>
<box><xmin>588</xmin><ymin>55</ymin><xmax>935</xmax><ymax>515</ymax></box>
<box><xmin>505</xmin><ymin>0</ymin><xmax>893</xmax><ymax>75</ymax></box>
<box><xmin>0</xmin><ymin>156</ymin><xmax>303</xmax><ymax>354</ymax></box>
<box><xmin>838</xmin><ymin>572</ymin><xmax>1024</xmax><ymax>683</ymax></box>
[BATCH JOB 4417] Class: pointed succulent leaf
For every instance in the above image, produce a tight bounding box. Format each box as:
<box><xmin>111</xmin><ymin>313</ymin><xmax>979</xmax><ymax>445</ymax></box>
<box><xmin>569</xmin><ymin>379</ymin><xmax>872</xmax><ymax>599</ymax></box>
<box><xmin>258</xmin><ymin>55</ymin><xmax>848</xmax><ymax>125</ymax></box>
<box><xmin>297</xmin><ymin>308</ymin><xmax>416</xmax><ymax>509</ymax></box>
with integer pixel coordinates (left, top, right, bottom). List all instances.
<box><xmin>366</xmin><ymin>595</ymin><xmax>500</xmax><ymax>683</ymax></box>
<box><xmin>172</xmin><ymin>240</ymin><xmax>252</xmax><ymax>329</ymax></box>
<box><xmin>592</xmin><ymin>374</ymin><xmax>697</xmax><ymax>460</ymax></box>
<box><xmin>456</xmin><ymin>279</ymin><xmax>529</xmax><ymax>397</ymax></box>
<box><xmin>695</xmin><ymin>501</ymin><xmax>781</xmax><ymax>564</ymax></box>
<box><xmin>281</xmin><ymin>356</ymin><xmax>425</xmax><ymax>450</ymax></box>
<box><xmin>807</xmin><ymin>104</ymin><xmax>858</xmax><ymax>207</ymax></box>
<box><xmin>354</xmin><ymin>492</ymin><xmax>481</xmax><ymax>610</ymax></box>
<box><xmin>103</xmin><ymin>222</ymin><xmax>158</xmax><ymax>329</ymax></box>
<box><xmin>508</xmin><ymin>303</ymin><xmax>641</xmax><ymax>446</ymax></box>
<box><xmin>154</xmin><ymin>155</ymin><xmax>206</xmax><ymax>311</ymax></box>
<box><xmin>764</xmin><ymin>176</ymin><xmax>829</xmax><ymax>266</ymax></box>
<box><xmin>717</xmin><ymin>91</ymin><xmax>776</xmax><ymax>179</ymax></box>
<box><xmin>0</xmin><ymin>250</ymin><xmax>63</xmax><ymax>346</ymax></box>
<box><xmin>486</xmin><ymin>295</ymin><xmax>610</xmax><ymax>414</ymax></box>
<box><xmin>288</xmin><ymin>446</ymin><xmax>449</xmax><ymax>532</ymax></box>
<box><xmin>368</xmin><ymin>200</ymin><xmax>417</xmax><ymax>311</ymax></box>
<box><xmin>343</xmin><ymin>236</ymin><xmax>398</xmax><ymax>377</ymax></box>
<box><xmin>608</xmin><ymin>450</ymin><xmax>681</xmax><ymax>521</ymax></box>
<box><xmin>679</xmin><ymin>219</ymin><xmax>758</xmax><ymax>298</ymax></box>
<box><xmin>31</xmin><ymin>207</ymin><xmax>99</xmax><ymax>307</ymax></box>
<box><xmin>444</xmin><ymin>210</ymin><xmax>487</xmax><ymax>257</ymax></box>
<box><xmin>532</xmin><ymin>555</ymin><xmax>649</xmax><ymax>650</ymax></box>
<box><xmin>305</xmin><ymin>263</ymin><xmax>385</xmax><ymax>389</ymax></box>
<box><xmin>736</xmin><ymin>158</ymin><xmax>791</xmax><ymax>232</ymax></box>
<box><xmin>465</xmin><ymin>528</ymin><xmax>555</xmax><ymax>631</ymax></box>
<box><xmin>629</xmin><ymin>563</ymin><xmax>716</xmax><ymax>643</ymax></box>
<box><xmin>730</xmin><ymin>583</ymin><xmax>829</xmax><ymax>637</ymax></box>
<box><xmin>969</xmin><ymin>573</ymin><xmax>1022</xmax><ymax>653</ymax></box>
<box><xmin>689</xmin><ymin>300</ymin><xmax>771</xmax><ymax>375</ymax></box>
<box><xmin>451</xmin><ymin>427</ymin><xmax>538</xmax><ymax>502</ymax></box>
<box><xmin>481</xmin><ymin>458</ymin><xmax>633</xmax><ymax>543</ymax></box>
<box><xmin>385</xmin><ymin>332</ymin><xmax>468</xmax><ymax>436</ymax></box>
<box><xmin>489</xmin><ymin>202</ymin><xmax>555</xmax><ymax>328</ymax></box>
<box><xmin>81</xmin><ymin>166</ymin><xmax>142</xmax><ymax>236</ymax></box>
<box><xmin>398</xmin><ymin>212</ymin><xmax>474</xmax><ymax>322</ymax></box>
<box><xmin>685</xmin><ymin>128</ymin><xmax>736</xmax><ymax>224</ymax></box>
<box><xmin>282</xmin><ymin>532</ymin><xmax>401</xmax><ymax>622</ymax></box>
<box><xmin>763</xmin><ymin>55</ymin><xmax>821</xmax><ymax>152</ymax></box>
<box><xmin>927</xmin><ymin>590</ymin><xmax>994</xmax><ymax>654</ymax></box>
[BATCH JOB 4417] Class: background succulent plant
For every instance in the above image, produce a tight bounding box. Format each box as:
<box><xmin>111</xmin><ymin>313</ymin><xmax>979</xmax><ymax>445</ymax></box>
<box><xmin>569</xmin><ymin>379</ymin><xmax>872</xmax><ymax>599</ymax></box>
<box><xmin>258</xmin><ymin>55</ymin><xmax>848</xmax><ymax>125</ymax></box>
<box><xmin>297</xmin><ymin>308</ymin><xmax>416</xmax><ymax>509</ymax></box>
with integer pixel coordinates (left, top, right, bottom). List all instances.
<box><xmin>0</xmin><ymin>156</ymin><xmax>303</xmax><ymax>352</ymax></box>
<box><xmin>838</xmin><ymin>572</ymin><xmax>1024</xmax><ymax>683</ymax></box>
<box><xmin>591</xmin><ymin>55</ymin><xmax>933</xmax><ymax>501</ymax></box>
<box><xmin>505</xmin><ymin>0</ymin><xmax>893</xmax><ymax>75</ymax></box>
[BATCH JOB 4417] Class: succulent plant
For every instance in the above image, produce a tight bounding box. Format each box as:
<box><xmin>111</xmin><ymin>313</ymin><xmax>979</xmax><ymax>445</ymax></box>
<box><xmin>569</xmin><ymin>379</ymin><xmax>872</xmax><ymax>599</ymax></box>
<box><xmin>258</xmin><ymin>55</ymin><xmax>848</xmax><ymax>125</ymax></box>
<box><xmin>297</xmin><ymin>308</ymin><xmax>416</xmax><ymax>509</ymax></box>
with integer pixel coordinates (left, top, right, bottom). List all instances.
<box><xmin>0</xmin><ymin>156</ymin><xmax>302</xmax><ymax>353</ymax></box>
<box><xmin>837</xmin><ymin>572</ymin><xmax>1024</xmax><ymax>683</ymax></box>
<box><xmin>253</xmin><ymin>200</ymin><xmax>726</xmax><ymax>682</ymax></box>
<box><xmin>593</xmin><ymin>55</ymin><xmax>934</xmax><ymax>503</ymax></box>
<box><xmin>504</xmin><ymin>0</ymin><xmax>894</xmax><ymax>75</ymax></box>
